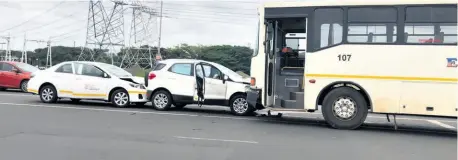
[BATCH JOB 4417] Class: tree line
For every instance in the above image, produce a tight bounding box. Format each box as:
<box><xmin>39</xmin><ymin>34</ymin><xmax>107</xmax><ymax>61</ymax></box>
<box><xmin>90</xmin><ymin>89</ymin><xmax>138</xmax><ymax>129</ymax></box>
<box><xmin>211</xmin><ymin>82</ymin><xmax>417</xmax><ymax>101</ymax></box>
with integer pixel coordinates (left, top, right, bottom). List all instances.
<box><xmin>6</xmin><ymin>44</ymin><xmax>253</xmax><ymax>74</ymax></box>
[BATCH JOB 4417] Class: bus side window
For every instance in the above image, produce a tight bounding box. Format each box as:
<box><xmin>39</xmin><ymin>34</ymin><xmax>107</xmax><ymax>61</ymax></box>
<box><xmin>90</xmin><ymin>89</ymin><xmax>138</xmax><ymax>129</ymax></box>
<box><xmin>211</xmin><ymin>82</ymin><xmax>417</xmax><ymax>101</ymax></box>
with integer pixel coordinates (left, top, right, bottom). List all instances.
<box><xmin>404</xmin><ymin>6</ymin><xmax>457</xmax><ymax>44</ymax></box>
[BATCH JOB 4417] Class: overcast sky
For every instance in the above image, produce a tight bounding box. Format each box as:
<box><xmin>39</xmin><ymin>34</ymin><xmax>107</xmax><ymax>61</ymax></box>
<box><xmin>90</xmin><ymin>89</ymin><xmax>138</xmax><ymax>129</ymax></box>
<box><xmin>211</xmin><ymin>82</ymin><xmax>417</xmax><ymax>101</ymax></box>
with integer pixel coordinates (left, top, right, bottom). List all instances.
<box><xmin>0</xmin><ymin>0</ymin><xmax>294</xmax><ymax>51</ymax></box>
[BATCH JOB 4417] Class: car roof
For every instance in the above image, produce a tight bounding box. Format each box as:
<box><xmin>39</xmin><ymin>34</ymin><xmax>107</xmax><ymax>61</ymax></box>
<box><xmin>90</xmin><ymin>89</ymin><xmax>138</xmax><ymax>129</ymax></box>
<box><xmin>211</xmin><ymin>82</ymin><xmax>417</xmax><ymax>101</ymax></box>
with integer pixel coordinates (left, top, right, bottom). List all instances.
<box><xmin>0</xmin><ymin>61</ymin><xmax>17</xmax><ymax>65</ymax></box>
<box><xmin>59</xmin><ymin>61</ymin><xmax>110</xmax><ymax>66</ymax></box>
<box><xmin>159</xmin><ymin>59</ymin><xmax>205</xmax><ymax>64</ymax></box>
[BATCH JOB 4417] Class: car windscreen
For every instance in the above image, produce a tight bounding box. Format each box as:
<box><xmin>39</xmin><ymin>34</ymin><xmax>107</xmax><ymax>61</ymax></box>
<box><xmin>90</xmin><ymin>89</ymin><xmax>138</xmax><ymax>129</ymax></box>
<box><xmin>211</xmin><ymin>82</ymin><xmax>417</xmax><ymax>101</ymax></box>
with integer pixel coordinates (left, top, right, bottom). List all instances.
<box><xmin>14</xmin><ymin>62</ymin><xmax>39</xmax><ymax>73</ymax></box>
<box><xmin>98</xmin><ymin>63</ymin><xmax>132</xmax><ymax>77</ymax></box>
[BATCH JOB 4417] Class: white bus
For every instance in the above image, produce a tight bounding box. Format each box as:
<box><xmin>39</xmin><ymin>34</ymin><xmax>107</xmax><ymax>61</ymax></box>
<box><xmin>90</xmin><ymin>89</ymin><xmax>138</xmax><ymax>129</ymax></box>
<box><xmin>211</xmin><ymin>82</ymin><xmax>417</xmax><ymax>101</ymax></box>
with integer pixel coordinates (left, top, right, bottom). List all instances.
<box><xmin>246</xmin><ymin>0</ymin><xmax>457</xmax><ymax>130</ymax></box>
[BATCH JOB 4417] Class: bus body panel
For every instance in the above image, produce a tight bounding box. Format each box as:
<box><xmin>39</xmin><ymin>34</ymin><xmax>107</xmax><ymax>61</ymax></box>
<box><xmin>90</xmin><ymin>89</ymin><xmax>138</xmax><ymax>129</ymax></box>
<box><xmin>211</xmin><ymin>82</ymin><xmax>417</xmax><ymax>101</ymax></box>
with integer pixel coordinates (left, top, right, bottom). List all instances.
<box><xmin>304</xmin><ymin>44</ymin><xmax>457</xmax><ymax>117</ymax></box>
<box><xmin>304</xmin><ymin>45</ymin><xmax>457</xmax><ymax>117</ymax></box>
<box><xmin>250</xmin><ymin>7</ymin><xmax>267</xmax><ymax>106</ymax></box>
<box><xmin>249</xmin><ymin>0</ymin><xmax>457</xmax><ymax>119</ymax></box>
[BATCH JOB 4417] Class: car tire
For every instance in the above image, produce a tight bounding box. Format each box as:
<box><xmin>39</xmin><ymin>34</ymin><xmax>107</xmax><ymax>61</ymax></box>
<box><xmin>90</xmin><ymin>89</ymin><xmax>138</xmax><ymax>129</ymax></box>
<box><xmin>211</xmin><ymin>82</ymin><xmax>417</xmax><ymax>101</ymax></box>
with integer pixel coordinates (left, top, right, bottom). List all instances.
<box><xmin>111</xmin><ymin>89</ymin><xmax>130</xmax><ymax>108</ymax></box>
<box><xmin>151</xmin><ymin>90</ymin><xmax>172</xmax><ymax>111</ymax></box>
<box><xmin>229</xmin><ymin>94</ymin><xmax>254</xmax><ymax>116</ymax></box>
<box><xmin>174</xmin><ymin>103</ymin><xmax>187</xmax><ymax>110</ymax></box>
<box><xmin>20</xmin><ymin>80</ymin><xmax>28</xmax><ymax>92</ymax></box>
<box><xmin>70</xmin><ymin>98</ymin><xmax>81</xmax><ymax>103</ymax></box>
<box><xmin>39</xmin><ymin>85</ymin><xmax>58</xmax><ymax>103</ymax></box>
<box><xmin>321</xmin><ymin>87</ymin><xmax>368</xmax><ymax>130</ymax></box>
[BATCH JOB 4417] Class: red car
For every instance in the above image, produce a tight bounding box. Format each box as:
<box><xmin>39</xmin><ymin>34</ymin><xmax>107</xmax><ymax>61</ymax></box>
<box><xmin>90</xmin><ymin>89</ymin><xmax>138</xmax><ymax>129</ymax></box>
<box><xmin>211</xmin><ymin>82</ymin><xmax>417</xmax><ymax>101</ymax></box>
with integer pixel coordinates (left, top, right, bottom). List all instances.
<box><xmin>0</xmin><ymin>61</ymin><xmax>39</xmax><ymax>92</ymax></box>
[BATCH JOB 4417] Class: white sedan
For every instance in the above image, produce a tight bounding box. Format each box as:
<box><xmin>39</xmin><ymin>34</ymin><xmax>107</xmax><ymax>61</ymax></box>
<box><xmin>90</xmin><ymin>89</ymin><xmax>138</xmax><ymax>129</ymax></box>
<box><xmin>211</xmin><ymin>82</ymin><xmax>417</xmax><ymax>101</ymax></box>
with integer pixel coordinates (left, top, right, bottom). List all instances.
<box><xmin>27</xmin><ymin>61</ymin><xmax>148</xmax><ymax>107</ymax></box>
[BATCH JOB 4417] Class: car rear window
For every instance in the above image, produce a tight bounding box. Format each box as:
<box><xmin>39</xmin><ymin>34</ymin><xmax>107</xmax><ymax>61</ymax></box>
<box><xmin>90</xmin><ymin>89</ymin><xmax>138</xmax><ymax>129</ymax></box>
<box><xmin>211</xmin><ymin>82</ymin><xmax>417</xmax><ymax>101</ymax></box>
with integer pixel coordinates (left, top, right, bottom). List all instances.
<box><xmin>153</xmin><ymin>63</ymin><xmax>166</xmax><ymax>71</ymax></box>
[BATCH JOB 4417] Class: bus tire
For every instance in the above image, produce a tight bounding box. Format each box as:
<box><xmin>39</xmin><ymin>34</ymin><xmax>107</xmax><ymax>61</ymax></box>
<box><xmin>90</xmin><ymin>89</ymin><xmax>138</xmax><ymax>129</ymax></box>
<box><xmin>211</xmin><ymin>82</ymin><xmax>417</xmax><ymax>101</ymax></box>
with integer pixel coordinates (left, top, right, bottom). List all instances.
<box><xmin>322</xmin><ymin>87</ymin><xmax>368</xmax><ymax>130</ymax></box>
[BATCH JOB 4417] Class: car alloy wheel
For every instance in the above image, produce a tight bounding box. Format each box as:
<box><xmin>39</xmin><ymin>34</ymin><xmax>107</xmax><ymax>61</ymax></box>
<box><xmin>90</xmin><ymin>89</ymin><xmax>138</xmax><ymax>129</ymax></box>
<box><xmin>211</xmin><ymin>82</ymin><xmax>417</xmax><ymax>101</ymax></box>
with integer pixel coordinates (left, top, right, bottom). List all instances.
<box><xmin>21</xmin><ymin>81</ymin><xmax>28</xmax><ymax>92</ymax></box>
<box><xmin>233</xmin><ymin>97</ymin><xmax>249</xmax><ymax>114</ymax></box>
<box><xmin>114</xmin><ymin>92</ymin><xmax>129</xmax><ymax>106</ymax></box>
<box><xmin>153</xmin><ymin>93</ymin><xmax>168</xmax><ymax>109</ymax></box>
<box><xmin>41</xmin><ymin>88</ymin><xmax>54</xmax><ymax>102</ymax></box>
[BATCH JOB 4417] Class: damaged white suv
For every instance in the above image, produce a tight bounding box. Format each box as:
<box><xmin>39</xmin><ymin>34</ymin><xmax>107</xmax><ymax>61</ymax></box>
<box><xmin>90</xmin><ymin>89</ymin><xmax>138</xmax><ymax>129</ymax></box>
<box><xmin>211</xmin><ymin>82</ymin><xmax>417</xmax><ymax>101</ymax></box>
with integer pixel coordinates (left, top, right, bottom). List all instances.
<box><xmin>144</xmin><ymin>59</ymin><xmax>254</xmax><ymax>116</ymax></box>
<box><xmin>27</xmin><ymin>61</ymin><xmax>148</xmax><ymax>107</ymax></box>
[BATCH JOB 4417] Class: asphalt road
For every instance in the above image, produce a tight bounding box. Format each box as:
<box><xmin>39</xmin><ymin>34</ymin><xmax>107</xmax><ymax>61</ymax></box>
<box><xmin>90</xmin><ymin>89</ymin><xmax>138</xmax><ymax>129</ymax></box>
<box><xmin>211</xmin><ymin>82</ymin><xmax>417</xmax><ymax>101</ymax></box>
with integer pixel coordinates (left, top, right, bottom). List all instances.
<box><xmin>0</xmin><ymin>90</ymin><xmax>456</xmax><ymax>160</ymax></box>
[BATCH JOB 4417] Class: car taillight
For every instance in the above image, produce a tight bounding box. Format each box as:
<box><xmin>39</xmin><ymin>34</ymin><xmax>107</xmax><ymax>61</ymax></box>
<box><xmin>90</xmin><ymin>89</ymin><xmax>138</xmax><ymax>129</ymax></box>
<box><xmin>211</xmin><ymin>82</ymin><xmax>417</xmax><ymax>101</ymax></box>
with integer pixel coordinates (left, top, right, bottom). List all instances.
<box><xmin>148</xmin><ymin>73</ymin><xmax>156</xmax><ymax>80</ymax></box>
<box><xmin>250</xmin><ymin>77</ymin><xmax>256</xmax><ymax>86</ymax></box>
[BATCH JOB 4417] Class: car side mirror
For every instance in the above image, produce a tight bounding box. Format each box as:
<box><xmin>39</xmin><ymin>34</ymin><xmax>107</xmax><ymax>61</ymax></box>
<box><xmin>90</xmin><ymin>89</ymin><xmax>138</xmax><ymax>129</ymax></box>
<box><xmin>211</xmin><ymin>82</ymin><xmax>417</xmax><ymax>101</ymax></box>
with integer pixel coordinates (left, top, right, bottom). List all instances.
<box><xmin>103</xmin><ymin>73</ymin><xmax>109</xmax><ymax>78</ymax></box>
<box><xmin>11</xmin><ymin>68</ymin><xmax>19</xmax><ymax>73</ymax></box>
<box><xmin>223</xmin><ymin>75</ymin><xmax>229</xmax><ymax>80</ymax></box>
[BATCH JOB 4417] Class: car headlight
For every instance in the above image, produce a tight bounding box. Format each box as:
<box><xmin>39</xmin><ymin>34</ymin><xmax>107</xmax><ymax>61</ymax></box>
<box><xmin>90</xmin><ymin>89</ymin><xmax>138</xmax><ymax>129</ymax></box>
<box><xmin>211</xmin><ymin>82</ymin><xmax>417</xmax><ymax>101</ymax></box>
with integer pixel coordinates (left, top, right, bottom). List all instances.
<box><xmin>129</xmin><ymin>83</ymin><xmax>141</xmax><ymax>88</ymax></box>
<box><xmin>245</xmin><ymin>85</ymin><xmax>251</xmax><ymax>92</ymax></box>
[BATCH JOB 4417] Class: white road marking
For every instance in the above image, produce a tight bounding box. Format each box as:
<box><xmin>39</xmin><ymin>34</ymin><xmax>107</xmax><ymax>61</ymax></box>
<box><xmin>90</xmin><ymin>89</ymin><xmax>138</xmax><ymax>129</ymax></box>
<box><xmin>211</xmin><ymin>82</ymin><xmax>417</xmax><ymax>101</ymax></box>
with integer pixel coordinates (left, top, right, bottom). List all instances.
<box><xmin>282</xmin><ymin>112</ymin><xmax>457</xmax><ymax>123</ymax></box>
<box><xmin>0</xmin><ymin>101</ymin><xmax>456</xmax><ymax>124</ymax></box>
<box><xmin>0</xmin><ymin>102</ymin><xmax>200</xmax><ymax>117</ymax></box>
<box><xmin>426</xmin><ymin>120</ymin><xmax>456</xmax><ymax>129</ymax></box>
<box><xmin>174</xmin><ymin>136</ymin><xmax>259</xmax><ymax>144</ymax></box>
<box><xmin>1</xmin><ymin>93</ymin><xmax>456</xmax><ymax>123</ymax></box>
<box><xmin>0</xmin><ymin>93</ymin><xmax>35</xmax><ymax>97</ymax></box>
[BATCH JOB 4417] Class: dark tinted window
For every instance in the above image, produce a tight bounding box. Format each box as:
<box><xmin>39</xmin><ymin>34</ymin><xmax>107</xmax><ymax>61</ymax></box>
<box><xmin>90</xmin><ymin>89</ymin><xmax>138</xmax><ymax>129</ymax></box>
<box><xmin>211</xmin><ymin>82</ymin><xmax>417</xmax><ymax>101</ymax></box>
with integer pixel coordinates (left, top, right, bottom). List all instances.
<box><xmin>406</xmin><ymin>6</ymin><xmax>457</xmax><ymax>23</ymax></box>
<box><xmin>0</xmin><ymin>63</ymin><xmax>14</xmax><ymax>71</ymax></box>
<box><xmin>313</xmin><ymin>8</ymin><xmax>343</xmax><ymax>50</ymax></box>
<box><xmin>348</xmin><ymin>7</ymin><xmax>397</xmax><ymax>23</ymax></box>
<box><xmin>347</xmin><ymin>7</ymin><xmax>398</xmax><ymax>43</ymax></box>
<box><xmin>153</xmin><ymin>63</ymin><xmax>166</xmax><ymax>71</ymax></box>
<box><xmin>404</xmin><ymin>6</ymin><xmax>457</xmax><ymax>44</ymax></box>
<box><xmin>55</xmin><ymin>64</ymin><xmax>73</xmax><ymax>74</ymax></box>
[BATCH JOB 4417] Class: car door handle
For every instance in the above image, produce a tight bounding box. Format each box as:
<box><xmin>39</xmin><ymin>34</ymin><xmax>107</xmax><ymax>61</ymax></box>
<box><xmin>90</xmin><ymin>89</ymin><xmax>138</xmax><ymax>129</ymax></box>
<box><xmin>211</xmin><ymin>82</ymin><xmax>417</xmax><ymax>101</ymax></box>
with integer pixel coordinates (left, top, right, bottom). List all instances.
<box><xmin>167</xmin><ymin>78</ymin><xmax>176</xmax><ymax>80</ymax></box>
<box><xmin>76</xmin><ymin>78</ymin><xmax>82</xmax><ymax>80</ymax></box>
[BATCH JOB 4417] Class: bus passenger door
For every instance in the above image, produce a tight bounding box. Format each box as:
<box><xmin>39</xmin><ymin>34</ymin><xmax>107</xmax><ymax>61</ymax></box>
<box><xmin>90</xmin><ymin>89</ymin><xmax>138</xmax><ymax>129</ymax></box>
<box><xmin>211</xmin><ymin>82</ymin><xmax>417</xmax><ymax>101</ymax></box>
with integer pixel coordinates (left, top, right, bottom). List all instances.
<box><xmin>265</xmin><ymin>20</ymin><xmax>278</xmax><ymax>107</ymax></box>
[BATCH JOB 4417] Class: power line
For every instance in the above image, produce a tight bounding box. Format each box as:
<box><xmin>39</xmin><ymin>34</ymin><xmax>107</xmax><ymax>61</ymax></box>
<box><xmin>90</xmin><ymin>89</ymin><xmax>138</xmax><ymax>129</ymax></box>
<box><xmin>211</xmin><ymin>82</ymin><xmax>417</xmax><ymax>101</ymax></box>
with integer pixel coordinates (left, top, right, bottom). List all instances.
<box><xmin>50</xmin><ymin>27</ymin><xmax>87</xmax><ymax>40</ymax></box>
<box><xmin>0</xmin><ymin>1</ymin><xmax>67</xmax><ymax>33</ymax></box>
<box><xmin>160</xmin><ymin>9</ymin><xmax>257</xmax><ymax>22</ymax></box>
<box><xmin>145</xmin><ymin>1</ymin><xmax>256</xmax><ymax>11</ymax></box>
<box><xmin>10</xmin><ymin>11</ymin><xmax>81</xmax><ymax>35</ymax></box>
<box><xmin>11</xmin><ymin>18</ymin><xmax>87</xmax><ymax>38</ymax></box>
<box><xmin>162</xmin><ymin>7</ymin><xmax>256</xmax><ymax>17</ymax></box>
<box><xmin>163</xmin><ymin>14</ymin><xmax>255</xmax><ymax>26</ymax></box>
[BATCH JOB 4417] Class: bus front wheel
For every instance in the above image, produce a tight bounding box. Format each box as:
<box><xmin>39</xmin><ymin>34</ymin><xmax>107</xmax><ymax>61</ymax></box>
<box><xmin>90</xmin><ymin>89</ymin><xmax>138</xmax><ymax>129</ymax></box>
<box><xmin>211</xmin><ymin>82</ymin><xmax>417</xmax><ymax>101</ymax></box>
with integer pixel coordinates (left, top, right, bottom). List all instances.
<box><xmin>322</xmin><ymin>87</ymin><xmax>368</xmax><ymax>130</ymax></box>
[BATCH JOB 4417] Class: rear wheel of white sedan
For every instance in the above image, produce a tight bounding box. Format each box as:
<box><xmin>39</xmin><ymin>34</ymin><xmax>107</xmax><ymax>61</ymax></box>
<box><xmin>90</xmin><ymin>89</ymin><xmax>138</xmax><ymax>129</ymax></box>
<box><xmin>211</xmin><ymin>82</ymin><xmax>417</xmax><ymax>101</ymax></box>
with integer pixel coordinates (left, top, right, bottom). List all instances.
<box><xmin>111</xmin><ymin>89</ymin><xmax>130</xmax><ymax>108</ymax></box>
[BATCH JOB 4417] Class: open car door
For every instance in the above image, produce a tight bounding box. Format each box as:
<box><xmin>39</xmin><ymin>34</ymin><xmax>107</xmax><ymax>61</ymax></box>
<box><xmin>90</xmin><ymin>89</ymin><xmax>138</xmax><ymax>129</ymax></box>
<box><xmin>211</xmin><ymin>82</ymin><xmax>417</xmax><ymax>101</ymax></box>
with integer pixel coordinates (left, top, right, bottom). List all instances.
<box><xmin>194</xmin><ymin>63</ymin><xmax>206</xmax><ymax>105</ymax></box>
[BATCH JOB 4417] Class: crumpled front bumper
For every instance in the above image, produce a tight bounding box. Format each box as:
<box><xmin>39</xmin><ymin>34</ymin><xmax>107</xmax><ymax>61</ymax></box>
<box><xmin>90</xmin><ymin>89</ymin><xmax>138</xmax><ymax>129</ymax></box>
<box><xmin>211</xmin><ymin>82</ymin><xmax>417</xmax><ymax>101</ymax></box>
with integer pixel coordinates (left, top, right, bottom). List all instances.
<box><xmin>246</xmin><ymin>88</ymin><xmax>264</xmax><ymax>110</ymax></box>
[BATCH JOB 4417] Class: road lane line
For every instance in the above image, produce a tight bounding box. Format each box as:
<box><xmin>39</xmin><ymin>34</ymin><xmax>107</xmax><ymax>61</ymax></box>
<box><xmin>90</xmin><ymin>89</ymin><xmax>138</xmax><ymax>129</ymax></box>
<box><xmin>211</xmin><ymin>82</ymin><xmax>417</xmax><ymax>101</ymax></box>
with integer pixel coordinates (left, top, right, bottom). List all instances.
<box><xmin>426</xmin><ymin>120</ymin><xmax>456</xmax><ymax>129</ymax></box>
<box><xmin>0</xmin><ymin>102</ymin><xmax>200</xmax><ymax>117</ymax></box>
<box><xmin>0</xmin><ymin>102</ymin><xmax>305</xmax><ymax>124</ymax></box>
<box><xmin>0</xmin><ymin>102</ymin><xmax>456</xmax><ymax>124</ymax></box>
<box><xmin>1</xmin><ymin>93</ymin><xmax>456</xmax><ymax>123</ymax></box>
<box><xmin>0</xmin><ymin>93</ymin><xmax>35</xmax><ymax>97</ymax></box>
<box><xmin>174</xmin><ymin>136</ymin><xmax>259</xmax><ymax>144</ymax></box>
<box><xmin>283</xmin><ymin>112</ymin><xmax>457</xmax><ymax>123</ymax></box>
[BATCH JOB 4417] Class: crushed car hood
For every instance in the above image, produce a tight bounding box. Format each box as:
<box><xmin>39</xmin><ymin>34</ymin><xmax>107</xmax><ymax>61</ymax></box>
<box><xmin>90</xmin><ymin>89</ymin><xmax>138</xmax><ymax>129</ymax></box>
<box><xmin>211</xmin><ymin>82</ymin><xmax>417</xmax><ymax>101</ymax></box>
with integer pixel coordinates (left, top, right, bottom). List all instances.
<box><xmin>119</xmin><ymin>76</ymin><xmax>145</xmax><ymax>84</ymax></box>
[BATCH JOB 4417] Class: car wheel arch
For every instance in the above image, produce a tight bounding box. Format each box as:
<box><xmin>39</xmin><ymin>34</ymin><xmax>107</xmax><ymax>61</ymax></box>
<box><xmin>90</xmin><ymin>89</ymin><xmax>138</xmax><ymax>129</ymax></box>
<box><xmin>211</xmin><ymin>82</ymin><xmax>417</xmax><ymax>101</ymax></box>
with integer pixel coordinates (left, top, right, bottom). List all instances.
<box><xmin>229</xmin><ymin>92</ymin><xmax>246</xmax><ymax>104</ymax></box>
<box><xmin>316</xmin><ymin>81</ymin><xmax>372</xmax><ymax>110</ymax></box>
<box><xmin>109</xmin><ymin>87</ymin><xmax>128</xmax><ymax>100</ymax></box>
<box><xmin>39</xmin><ymin>82</ymin><xmax>56</xmax><ymax>93</ymax></box>
<box><xmin>150</xmin><ymin>88</ymin><xmax>173</xmax><ymax>101</ymax></box>
<box><xmin>20</xmin><ymin>79</ymin><xmax>29</xmax><ymax>86</ymax></box>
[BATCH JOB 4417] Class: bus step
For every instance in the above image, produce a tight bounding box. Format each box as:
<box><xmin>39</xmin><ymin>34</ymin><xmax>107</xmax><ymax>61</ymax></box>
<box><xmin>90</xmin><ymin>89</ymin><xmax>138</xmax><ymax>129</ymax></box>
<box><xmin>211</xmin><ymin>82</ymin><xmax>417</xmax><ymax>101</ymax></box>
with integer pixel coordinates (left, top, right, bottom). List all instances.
<box><xmin>290</xmin><ymin>92</ymin><xmax>304</xmax><ymax>100</ymax></box>
<box><xmin>281</xmin><ymin>99</ymin><xmax>302</xmax><ymax>109</ymax></box>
